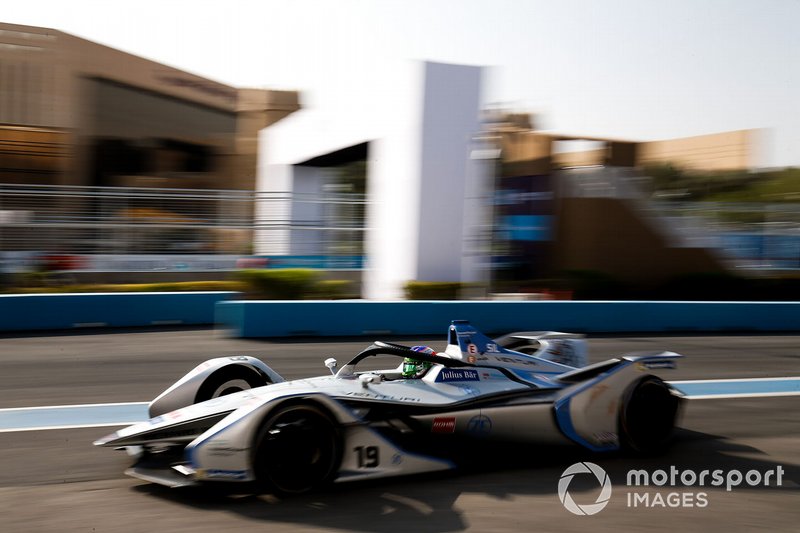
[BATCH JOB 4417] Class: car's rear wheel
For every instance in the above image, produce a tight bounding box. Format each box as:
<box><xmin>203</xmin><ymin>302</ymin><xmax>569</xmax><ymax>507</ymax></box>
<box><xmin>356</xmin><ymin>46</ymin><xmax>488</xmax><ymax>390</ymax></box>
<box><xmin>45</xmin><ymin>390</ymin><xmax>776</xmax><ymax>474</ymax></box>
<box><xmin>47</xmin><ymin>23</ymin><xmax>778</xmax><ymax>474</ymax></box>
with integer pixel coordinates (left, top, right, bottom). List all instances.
<box><xmin>253</xmin><ymin>403</ymin><xmax>341</xmax><ymax>496</ymax></box>
<box><xmin>619</xmin><ymin>376</ymin><xmax>680</xmax><ymax>454</ymax></box>
<box><xmin>195</xmin><ymin>366</ymin><xmax>269</xmax><ymax>403</ymax></box>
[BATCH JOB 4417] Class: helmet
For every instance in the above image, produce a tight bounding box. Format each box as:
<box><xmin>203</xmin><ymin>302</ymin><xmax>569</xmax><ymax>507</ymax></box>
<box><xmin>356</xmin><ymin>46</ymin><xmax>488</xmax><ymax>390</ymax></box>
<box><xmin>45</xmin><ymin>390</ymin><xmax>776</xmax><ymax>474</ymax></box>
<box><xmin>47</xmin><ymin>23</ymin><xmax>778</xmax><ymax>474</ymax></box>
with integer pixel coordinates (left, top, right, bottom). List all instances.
<box><xmin>401</xmin><ymin>346</ymin><xmax>437</xmax><ymax>378</ymax></box>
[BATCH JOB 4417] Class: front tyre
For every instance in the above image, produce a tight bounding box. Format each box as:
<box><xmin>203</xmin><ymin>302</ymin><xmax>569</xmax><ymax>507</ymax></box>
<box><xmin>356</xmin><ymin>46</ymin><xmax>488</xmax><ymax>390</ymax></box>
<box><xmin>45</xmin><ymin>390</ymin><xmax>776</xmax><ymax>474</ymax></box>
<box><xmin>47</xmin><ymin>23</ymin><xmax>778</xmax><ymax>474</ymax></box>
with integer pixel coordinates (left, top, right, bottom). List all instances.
<box><xmin>619</xmin><ymin>376</ymin><xmax>680</xmax><ymax>454</ymax></box>
<box><xmin>195</xmin><ymin>366</ymin><xmax>269</xmax><ymax>403</ymax></box>
<box><xmin>253</xmin><ymin>404</ymin><xmax>342</xmax><ymax>496</ymax></box>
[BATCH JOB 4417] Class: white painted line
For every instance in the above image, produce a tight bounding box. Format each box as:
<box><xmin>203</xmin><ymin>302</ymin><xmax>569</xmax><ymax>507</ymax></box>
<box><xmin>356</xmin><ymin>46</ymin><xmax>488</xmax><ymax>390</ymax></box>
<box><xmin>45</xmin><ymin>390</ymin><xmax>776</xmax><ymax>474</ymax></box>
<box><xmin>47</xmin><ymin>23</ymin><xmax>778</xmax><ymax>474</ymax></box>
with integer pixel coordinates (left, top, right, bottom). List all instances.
<box><xmin>0</xmin><ymin>402</ymin><xmax>148</xmax><ymax>412</ymax></box>
<box><xmin>0</xmin><ymin>422</ymin><xmax>140</xmax><ymax>433</ymax></box>
<box><xmin>670</xmin><ymin>377</ymin><xmax>800</xmax><ymax>384</ymax></box>
<box><xmin>0</xmin><ymin>402</ymin><xmax>149</xmax><ymax>433</ymax></box>
<box><xmin>680</xmin><ymin>391</ymin><xmax>800</xmax><ymax>400</ymax></box>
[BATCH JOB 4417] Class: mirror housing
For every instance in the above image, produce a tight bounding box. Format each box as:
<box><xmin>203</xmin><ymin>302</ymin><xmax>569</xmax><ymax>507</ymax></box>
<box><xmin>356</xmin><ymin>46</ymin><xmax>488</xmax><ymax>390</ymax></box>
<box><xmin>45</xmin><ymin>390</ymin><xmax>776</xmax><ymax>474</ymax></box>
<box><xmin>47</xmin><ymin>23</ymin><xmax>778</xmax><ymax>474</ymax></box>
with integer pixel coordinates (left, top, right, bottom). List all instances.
<box><xmin>324</xmin><ymin>358</ymin><xmax>338</xmax><ymax>375</ymax></box>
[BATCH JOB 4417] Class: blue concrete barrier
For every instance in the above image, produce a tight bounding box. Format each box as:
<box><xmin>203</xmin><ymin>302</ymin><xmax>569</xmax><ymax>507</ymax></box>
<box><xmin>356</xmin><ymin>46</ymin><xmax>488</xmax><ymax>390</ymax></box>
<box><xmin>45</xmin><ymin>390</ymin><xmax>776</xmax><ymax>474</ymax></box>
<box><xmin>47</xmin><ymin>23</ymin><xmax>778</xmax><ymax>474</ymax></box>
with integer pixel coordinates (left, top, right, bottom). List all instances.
<box><xmin>0</xmin><ymin>292</ymin><xmax>236</xmax><ymax>332</ymax></box>
<box><xmin>215</xmin><ymin>300</ymin><xmax>800</xmax><ymax>337</ymax></box>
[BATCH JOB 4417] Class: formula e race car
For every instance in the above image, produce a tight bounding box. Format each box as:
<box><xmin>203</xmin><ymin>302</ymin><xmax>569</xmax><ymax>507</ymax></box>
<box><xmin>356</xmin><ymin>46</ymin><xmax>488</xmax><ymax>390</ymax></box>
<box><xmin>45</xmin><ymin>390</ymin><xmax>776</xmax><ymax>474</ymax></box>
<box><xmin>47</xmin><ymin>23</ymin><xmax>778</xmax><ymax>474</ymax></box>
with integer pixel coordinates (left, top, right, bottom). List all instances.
<box><xmin>95</xmin><ymin>320</ymin><xmax>683</xmax><ymax>495</ymax></box>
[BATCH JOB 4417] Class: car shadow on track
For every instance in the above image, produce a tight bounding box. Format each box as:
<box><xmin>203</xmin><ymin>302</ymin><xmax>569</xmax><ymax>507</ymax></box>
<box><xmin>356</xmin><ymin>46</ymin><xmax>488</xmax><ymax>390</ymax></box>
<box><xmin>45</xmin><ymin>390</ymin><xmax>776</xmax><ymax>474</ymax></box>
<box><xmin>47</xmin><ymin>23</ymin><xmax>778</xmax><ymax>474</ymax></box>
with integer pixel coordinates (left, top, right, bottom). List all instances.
<box><xmin>132</xmin><ymin>428</ymin><xmax>798</xmax><ymax>533</ymax></box>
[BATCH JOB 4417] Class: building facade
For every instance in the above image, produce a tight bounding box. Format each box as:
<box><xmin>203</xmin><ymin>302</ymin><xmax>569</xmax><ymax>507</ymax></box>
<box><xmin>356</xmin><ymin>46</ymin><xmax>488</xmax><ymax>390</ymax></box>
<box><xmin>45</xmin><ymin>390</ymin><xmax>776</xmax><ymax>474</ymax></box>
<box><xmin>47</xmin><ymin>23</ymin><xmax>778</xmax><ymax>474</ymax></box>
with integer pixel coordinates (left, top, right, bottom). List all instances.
<box><xmin>0</xmin><ymin>22</ymin><xmax>299</xmax><ymax>255</ymax></box>
<box><xmin>0</xmin><ymin>22</ymin><xmax>299</xmax><ymax>191</ymax></box>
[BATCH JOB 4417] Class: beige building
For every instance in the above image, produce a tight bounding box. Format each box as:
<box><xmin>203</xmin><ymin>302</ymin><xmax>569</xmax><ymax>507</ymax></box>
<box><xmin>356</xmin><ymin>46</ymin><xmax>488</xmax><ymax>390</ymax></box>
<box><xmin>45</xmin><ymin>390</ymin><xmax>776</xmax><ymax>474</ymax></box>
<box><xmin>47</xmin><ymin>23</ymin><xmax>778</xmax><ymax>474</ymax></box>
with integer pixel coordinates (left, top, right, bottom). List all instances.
<box><xmin>0</xmin><ymin>22</ymin><xmax>299</xmax><ymax>191</ymax></box>
<box><xmin>489</xmin><ymin>114</ymin><xmax>753</xmax><ymax>174</ymax></box>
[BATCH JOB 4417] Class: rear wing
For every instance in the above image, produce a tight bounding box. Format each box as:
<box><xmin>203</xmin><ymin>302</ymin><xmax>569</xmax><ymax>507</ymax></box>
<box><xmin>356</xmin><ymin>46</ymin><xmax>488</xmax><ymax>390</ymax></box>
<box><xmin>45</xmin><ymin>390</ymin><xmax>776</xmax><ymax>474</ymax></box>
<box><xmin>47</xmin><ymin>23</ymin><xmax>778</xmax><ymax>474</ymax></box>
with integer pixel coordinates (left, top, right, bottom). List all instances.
<box><xmin>442</xmin><ymin>320</ymin><xmax>579</xmax><ymax>372</ymax></box>
<box><xmin>556</xmin><ymin>351</ymin><xmax>682</xmax><ymax>384</ymax></box>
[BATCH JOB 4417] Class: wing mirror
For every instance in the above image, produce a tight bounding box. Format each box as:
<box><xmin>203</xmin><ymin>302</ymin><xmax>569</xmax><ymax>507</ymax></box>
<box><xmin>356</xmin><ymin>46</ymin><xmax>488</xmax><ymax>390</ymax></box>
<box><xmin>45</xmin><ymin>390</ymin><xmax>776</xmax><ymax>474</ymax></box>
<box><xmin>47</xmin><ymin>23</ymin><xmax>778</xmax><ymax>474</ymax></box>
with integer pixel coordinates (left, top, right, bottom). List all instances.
<box><xmin>324</xmin><ymin>358</ymin><xmax>338</xmax><ymax>375</ymax></box>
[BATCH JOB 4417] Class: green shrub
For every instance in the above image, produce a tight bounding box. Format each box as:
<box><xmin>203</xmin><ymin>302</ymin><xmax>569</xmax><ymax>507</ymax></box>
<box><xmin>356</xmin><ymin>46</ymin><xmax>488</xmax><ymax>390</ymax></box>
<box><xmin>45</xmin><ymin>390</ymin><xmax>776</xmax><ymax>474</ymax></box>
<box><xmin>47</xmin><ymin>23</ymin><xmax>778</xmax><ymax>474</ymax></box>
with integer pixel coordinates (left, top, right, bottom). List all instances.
<box><xmin>404</xmin><ymin>281</ymin><xmax>463</xmax><ymax>300</ymax></box>
<box><xmin>235</xmin><ymin>269</ymin><xmax>320</xmax><ymax>299</ymax></box>
<box><xmin>309</xmin><ymin>279</ymin><xmax>358</xmax><ymax>300</ymax></box>
<box><xmin>4</xmin><ymin>280</ymin><xmax>245</xmax><ymax>294</ymax></box>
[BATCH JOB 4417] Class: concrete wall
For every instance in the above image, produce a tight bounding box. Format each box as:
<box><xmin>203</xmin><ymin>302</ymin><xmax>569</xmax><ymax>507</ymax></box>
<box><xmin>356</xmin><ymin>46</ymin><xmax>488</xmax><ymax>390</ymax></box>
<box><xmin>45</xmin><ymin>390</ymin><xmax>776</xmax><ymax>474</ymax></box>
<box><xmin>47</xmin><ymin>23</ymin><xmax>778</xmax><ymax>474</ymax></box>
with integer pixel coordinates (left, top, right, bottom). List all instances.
<box><xmin>1</xmin><ymin>294</ymin><xmax>795</xmax><ymax>335</ymax></box>
<box><xmin>0</xmin><ymin>292</ymin><xmax>235</xmax><ymax>332</ymax></box>
<box><xmin>216</xmin><ymin>300</ymin><xmax>800</xmax><ymax>337</ymax></box>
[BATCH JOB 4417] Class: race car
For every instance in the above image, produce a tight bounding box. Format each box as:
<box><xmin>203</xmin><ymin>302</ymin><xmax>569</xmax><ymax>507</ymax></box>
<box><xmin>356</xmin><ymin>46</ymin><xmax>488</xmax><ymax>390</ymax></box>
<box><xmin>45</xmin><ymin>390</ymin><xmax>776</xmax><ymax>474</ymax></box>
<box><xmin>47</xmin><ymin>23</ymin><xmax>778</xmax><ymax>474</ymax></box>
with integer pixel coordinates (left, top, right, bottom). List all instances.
<box><xmin>95</xmin><ymin>320</ymin><xmax>682</xmax><ymax>495</ymax></box>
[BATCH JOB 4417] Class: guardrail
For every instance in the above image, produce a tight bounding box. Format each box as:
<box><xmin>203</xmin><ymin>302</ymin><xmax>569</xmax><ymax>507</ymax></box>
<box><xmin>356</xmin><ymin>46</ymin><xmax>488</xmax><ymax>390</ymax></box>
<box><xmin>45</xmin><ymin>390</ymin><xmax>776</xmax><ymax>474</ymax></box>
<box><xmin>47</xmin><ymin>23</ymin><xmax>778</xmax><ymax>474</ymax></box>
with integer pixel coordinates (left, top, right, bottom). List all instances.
<box><xmin>215</xmin><ymin>300</ymin><xmax>800</xmax><ymax>337</ymax></box>
<box><xmin>0</xmin><ymin>292</ymin><xmax>236</xmax><ymax>332</ymax></box>
<box><xmin>1</xmin><ymin>296</ymin><xmax>797</xmax><ymax>335</ymax></box>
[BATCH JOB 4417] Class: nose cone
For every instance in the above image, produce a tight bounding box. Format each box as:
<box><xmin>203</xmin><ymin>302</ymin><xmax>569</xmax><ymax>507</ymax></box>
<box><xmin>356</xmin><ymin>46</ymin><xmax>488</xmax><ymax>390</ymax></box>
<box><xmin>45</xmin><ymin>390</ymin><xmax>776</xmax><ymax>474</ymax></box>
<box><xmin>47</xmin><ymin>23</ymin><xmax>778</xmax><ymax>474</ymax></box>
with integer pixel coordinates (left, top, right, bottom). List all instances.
<box><xmin>93</xmin><ymin>430</ymin><xmax>122</xmax><ymax>446</ymax></box>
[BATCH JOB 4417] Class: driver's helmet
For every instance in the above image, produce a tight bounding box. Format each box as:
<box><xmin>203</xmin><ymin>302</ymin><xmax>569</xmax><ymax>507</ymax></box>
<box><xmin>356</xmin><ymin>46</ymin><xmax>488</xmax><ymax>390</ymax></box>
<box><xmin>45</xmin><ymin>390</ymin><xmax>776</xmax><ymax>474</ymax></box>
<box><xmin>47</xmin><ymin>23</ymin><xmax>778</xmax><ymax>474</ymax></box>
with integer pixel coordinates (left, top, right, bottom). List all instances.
<box><xmin>402</xmin><ymin>345</ymin><xmax>437</xmax><ymax>378</ymax></box>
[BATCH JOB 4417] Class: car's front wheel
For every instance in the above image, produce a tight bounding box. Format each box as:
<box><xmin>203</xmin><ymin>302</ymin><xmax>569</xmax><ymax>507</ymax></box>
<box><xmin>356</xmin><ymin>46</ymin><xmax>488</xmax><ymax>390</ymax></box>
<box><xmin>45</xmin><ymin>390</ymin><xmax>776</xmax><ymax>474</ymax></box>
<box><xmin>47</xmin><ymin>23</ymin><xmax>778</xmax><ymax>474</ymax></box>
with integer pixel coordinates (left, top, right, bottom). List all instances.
<box><xmin>253</xmin><ymin>403</ymin><xmax>342</xmax><ymax>496</ymax></box>
<box><xmin>195</xmin><ymin>365</ymin><xmax>270</xmax><ymax>403</ymax></box>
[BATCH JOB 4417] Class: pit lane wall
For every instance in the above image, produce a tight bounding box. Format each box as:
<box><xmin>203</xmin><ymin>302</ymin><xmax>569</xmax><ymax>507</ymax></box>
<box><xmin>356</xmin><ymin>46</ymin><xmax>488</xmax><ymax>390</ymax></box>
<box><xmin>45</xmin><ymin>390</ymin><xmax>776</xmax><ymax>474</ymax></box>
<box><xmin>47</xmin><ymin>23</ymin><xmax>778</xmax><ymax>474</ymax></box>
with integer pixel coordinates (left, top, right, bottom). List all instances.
<box><xmin>0</xmin><ymin>292</ymin><xmax>235</xmax><ymax>331</ymax></box>
<box><xmin>215</xmin><ymin>300</ymin><xmax>800</xmax><ymax>337</ymax></box>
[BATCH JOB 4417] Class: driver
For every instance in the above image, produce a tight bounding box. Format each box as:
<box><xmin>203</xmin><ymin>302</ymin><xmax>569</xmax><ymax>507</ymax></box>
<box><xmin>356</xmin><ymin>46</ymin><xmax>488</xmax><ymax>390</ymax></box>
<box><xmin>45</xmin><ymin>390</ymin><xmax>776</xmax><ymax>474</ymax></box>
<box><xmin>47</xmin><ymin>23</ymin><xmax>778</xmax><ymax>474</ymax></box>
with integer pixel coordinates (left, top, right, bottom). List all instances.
<box><xmin>401</xmin><ymin>345</ymin><xmax>438</xmax><ymax>378</ymax></box>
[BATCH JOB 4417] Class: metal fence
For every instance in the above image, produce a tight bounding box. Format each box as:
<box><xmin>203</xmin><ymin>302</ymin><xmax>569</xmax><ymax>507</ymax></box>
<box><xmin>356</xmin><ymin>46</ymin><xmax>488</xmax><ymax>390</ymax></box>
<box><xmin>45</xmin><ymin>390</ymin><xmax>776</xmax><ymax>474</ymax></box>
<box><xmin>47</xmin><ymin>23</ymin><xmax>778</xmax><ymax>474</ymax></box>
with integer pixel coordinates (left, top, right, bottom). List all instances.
<box><xmin>0</xmin><ymin>183</ymin><xmax>368</xmax><ymax>259</ymax></box>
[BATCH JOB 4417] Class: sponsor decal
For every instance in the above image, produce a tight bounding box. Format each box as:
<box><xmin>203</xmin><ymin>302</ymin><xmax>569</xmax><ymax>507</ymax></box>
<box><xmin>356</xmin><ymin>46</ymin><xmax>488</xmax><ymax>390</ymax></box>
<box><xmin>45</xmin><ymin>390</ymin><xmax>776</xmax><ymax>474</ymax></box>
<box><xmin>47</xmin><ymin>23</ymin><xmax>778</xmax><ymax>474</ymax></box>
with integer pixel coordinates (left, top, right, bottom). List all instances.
<box><xmin>466</xmin><ymin>415</ymin><xmax>492</xmax><ymax>436</ymax></box>
<box><xmin>467</xmin><ymin>343</ymin><xmax>478</xmax><ymax>355</ymax></box>
<box><xmin>593</xmin><ymin>431</ymin><xmax>619</xmax><ymax>446</ymax></box>
<box><xmin>392</xmin><ymin>453</ymin><xmax>404</xmax><ymax>465</ymax></box>
<box><xmin>436</xmin><ymin>369</ymin><xmax>480</xmax><ymax>382</ymax></box>
<box><xmin>166</xmin><ymin>410</ymin><xmax>183</xmax><ymax>420</ymax></box>
<box><xmin>484</xmin><ymin>342</ymin><xmax>501</xmax><ymax>354</ymax></box>
<box><xmin>207</xmin><ymin>445</ymin><xmax>248</xmax><ymax>457</ymax></box>
<box><xmin>204</xmin><ymin>469</ymin><xmax>248</xmax><ymax>480</ymax></box>
<box><xmin>431</xmin><ymin>417</ymin><xmax>457</xmax><ymax>433</ymax></box>
<box><xmin>637</xmin><ymin>360</ymin><xmax>677</xmax><ymax>371</ymax></box>
<box><xmin>467</xmin><ymin>355</ymin><xmax>477</xmax><ymax>364</ymax></box>
<box><xmin>344</xmin><ymin>391</ymin><xmax>421</xmax><ymax>402</ymax></box>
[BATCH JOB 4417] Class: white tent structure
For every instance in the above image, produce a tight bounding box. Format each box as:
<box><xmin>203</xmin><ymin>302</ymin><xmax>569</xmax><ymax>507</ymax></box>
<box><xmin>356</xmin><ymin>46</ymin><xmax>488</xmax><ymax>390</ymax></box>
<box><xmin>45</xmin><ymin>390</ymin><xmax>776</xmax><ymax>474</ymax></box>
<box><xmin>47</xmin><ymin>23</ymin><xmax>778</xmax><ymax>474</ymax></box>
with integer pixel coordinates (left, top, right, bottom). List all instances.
<box><xmin>256</xmin><ymin>61</ymin><xmax>490</xmax><ymax>299</ymax></box>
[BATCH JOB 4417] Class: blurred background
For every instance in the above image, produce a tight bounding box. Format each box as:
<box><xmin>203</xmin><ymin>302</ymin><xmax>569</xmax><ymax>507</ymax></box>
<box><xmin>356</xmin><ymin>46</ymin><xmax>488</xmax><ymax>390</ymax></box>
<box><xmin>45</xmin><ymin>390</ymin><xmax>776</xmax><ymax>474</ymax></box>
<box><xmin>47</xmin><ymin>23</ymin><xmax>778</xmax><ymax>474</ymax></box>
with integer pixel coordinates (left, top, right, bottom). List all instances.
<box><xmin>1</xmin><ymin>1</ymin><xmax>798</xmax><ymax>300</ymax></box>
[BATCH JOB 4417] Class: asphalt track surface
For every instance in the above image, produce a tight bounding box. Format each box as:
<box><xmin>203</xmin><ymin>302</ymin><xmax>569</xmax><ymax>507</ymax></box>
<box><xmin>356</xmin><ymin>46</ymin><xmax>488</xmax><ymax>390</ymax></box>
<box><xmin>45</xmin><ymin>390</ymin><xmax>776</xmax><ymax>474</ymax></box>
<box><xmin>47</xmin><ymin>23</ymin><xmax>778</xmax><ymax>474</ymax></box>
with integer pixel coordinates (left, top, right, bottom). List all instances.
<box><xmin>0</xmin><ymin>328</ymin><xmax>798</xmax><ymax>532</ymax></box>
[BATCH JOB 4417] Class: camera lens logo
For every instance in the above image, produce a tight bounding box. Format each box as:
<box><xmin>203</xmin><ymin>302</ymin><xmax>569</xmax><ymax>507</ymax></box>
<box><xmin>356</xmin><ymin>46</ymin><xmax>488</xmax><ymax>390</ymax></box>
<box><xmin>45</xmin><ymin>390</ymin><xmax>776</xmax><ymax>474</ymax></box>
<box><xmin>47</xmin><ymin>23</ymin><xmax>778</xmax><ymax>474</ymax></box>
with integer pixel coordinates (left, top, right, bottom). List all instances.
<box><xmin>558</xmin><ymin>462</ymin><xmax>612</xmax><ymax>515</ymax></box>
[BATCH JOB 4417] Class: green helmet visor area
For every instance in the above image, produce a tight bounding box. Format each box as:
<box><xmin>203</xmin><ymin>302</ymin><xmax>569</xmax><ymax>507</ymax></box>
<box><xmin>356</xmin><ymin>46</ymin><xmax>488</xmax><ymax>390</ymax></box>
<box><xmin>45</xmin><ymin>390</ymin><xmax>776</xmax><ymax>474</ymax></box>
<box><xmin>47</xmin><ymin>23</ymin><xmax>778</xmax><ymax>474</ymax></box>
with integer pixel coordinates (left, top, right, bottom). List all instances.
<box><xmin>402</xmin><ymin>358</ymin><xmax>431</xmax><ymax>378</ymax></box>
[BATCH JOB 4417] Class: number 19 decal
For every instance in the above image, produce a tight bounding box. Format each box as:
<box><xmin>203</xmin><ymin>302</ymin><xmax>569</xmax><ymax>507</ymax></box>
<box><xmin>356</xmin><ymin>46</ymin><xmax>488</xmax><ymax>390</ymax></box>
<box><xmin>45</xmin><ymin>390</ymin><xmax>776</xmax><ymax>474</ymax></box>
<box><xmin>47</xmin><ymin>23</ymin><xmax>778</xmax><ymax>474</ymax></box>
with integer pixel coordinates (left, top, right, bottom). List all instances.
<box><xmin>354</xmin><ymin>445</ymin><xmax>380</xmax><ymax>468</ymax></box>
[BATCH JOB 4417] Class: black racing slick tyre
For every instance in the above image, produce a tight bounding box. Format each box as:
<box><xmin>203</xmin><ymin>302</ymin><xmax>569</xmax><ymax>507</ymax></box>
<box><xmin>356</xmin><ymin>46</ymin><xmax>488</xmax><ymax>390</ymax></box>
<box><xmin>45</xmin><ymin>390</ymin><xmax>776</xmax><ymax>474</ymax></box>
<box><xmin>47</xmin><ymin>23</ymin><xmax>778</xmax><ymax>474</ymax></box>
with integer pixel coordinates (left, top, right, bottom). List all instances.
<box><xmin>194</xmin><ymin>365</ymin><xmax>270</xmax><ymax>403</ymax></box>
<box><xmin>253</xmin><ymin>403</ymin><xmax>342</xmax><ymax>496</ymax></box>
<box><xmin>619</xmin><ymin>376</ymin><xmax>680</xmax><ymax>454</ymax></box>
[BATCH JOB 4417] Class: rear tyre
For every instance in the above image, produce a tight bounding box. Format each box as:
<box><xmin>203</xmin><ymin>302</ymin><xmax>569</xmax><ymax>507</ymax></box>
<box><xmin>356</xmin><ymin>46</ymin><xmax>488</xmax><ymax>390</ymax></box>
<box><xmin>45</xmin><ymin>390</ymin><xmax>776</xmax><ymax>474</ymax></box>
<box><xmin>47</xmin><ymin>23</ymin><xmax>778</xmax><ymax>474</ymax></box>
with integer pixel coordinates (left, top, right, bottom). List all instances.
<box><xmin>619</xmin><ymin>376</ymin><xmax>680</xmax><ymax>454</ymax></box>
<box><xmin>195</xmin><ymin>366</ymin><xmax>269</xmax><ymax>403</ymax></box>
<box><xmin>253</xmin><ymin>404</ymin><xmax>341</xmax><ymax>496</ymax></box>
